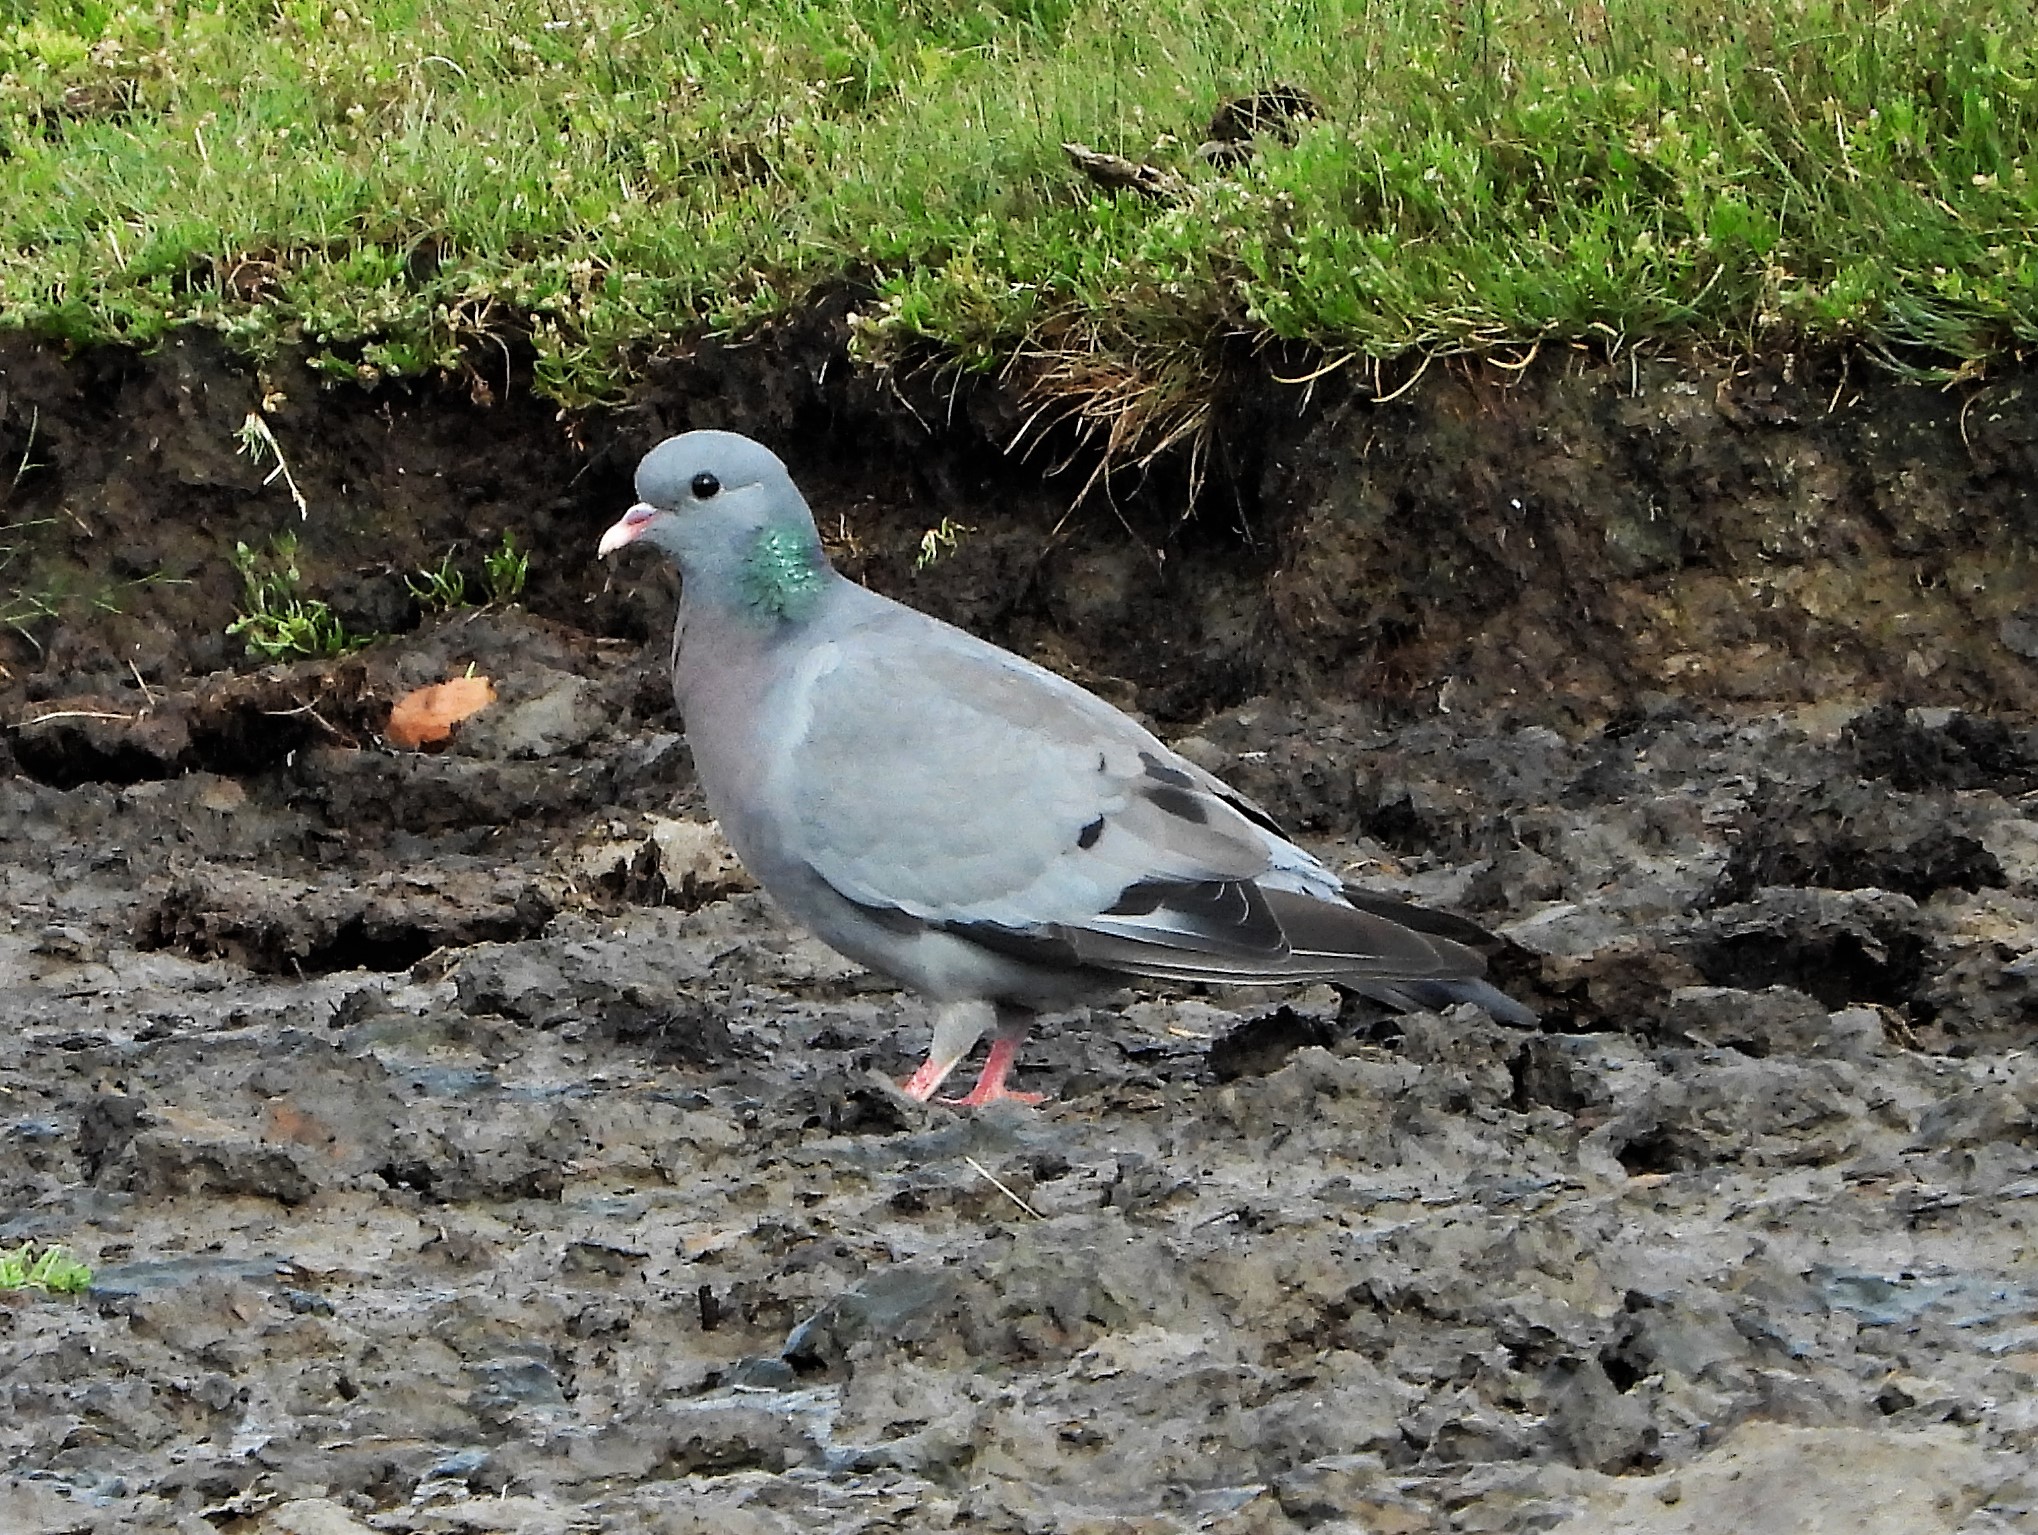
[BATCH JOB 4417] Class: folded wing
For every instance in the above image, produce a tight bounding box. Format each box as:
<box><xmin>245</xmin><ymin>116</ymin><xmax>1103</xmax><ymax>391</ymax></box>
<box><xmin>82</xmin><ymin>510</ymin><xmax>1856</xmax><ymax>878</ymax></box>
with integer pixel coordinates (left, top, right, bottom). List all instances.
<box><xmin>770</xmin><ymin>618</ymin><xmax>1493</xmax><ymax>989</ymax></box>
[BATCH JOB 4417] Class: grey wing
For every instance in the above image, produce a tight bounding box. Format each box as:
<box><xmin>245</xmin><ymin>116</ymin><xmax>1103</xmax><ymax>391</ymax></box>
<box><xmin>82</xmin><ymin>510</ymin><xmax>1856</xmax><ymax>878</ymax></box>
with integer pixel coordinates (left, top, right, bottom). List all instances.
<box><xmin>768</xmin><ymin>625</ymin><xmax>1487</xmax><ymax>987</ymax></box>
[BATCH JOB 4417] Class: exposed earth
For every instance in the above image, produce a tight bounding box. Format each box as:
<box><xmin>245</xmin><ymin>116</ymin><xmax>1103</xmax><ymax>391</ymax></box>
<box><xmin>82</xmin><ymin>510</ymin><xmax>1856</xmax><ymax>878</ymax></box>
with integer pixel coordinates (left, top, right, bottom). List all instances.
<box><xmin>2</xmin><ymin>331</ymin><xmax>2037</xmax><ymax>1532</ymax></box>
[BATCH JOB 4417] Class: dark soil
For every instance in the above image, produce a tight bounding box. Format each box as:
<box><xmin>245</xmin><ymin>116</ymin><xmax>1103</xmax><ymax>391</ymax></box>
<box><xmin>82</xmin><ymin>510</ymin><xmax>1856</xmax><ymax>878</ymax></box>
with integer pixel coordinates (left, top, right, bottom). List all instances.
<box><xmin>2</xmin><ymin>329</ymin><xmax>2037</xmax><ymax>1533</ymax></box>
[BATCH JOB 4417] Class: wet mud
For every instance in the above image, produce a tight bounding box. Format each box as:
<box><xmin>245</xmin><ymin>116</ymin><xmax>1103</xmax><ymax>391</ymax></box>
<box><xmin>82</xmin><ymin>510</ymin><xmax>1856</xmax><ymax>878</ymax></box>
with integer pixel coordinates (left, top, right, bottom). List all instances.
<box><xmin>2</xmin><ymin>333</ymin><xmax>2037</xmax><ymax>1531</ymax></box>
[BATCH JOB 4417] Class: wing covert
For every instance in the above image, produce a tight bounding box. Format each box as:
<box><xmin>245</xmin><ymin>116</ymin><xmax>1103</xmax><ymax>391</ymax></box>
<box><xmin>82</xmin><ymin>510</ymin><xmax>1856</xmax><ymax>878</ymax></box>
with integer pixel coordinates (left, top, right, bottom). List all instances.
<box><xmin>769</xmin><ymin>628</ymin><xmax>1273</xmax><ymax>933</ymax></box>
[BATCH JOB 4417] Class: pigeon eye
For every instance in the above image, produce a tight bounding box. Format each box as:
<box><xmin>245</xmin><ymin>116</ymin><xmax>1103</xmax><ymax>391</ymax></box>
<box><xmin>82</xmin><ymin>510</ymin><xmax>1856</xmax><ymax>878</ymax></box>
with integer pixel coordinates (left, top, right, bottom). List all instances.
<box><xmin>690</xmin><ymin>473</ymin><xmax>721</xmax><ymax>500</ymax></box>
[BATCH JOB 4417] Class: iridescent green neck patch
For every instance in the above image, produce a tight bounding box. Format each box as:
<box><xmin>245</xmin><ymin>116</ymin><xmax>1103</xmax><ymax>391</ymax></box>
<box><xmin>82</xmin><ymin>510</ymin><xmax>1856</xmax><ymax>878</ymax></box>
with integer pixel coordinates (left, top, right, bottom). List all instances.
<box><xmin>739</xmin><ymin>523</ymin><xmax>823</xmax><ymax>623</ymax></box>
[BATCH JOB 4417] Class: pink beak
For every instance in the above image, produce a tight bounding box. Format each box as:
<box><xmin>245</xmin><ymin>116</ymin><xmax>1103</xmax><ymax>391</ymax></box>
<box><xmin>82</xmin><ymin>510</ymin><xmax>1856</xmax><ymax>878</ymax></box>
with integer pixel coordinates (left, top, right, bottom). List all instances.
<box><xmin>598</xmin><ymin>502</ymin><xmax>659</xmax><ymax>557</ymax></box>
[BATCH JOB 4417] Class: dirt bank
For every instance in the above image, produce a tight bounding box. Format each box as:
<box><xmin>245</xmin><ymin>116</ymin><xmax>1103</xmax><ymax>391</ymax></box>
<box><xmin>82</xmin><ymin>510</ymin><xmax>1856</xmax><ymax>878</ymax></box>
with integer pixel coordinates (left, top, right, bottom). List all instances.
<box><xmin>1</xmin><ymin>332</ymin><xmax>2036</xmax><ymax>1532</ymax></box>
<box><xmin>6</xmin><ymin>327</ymin><xmax>2038</xmax><ymax>732</ymax></box>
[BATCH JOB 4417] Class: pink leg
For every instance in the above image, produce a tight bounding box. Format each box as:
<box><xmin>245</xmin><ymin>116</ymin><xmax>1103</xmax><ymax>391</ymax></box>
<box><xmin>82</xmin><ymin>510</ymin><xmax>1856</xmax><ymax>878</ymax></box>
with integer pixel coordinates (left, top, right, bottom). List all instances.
<box><xmin>939</xmin><ymin>1031</ymin><xmax>1045</xmax><ymax>1108</ymax></box>
<box><xmin>900</xmin><ymin>1053</ymin><xmax>954</xmax><ymax>1101</ymax></box>
<box><xmin>899</xmin><ymin>1000</ymin><xmax>992</xmax><ymax>1102</ymax></box>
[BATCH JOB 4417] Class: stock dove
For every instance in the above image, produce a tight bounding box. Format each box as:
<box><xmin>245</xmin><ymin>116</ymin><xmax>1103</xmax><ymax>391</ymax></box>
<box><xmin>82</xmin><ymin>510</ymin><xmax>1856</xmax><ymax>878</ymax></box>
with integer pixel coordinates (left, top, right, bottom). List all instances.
<box><xmin>599</xmin><ymin>430</ymin><xmax>1532</xmax><ymax>1107</ymax></box>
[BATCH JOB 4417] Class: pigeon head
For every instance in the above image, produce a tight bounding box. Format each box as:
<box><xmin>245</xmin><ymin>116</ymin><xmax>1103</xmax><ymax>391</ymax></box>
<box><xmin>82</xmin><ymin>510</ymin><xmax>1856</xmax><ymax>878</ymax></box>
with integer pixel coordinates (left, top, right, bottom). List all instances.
<box><xmin>599</xmin><ymin>431</ymin><xmax>832</xmax><ymax>623</ymax></box>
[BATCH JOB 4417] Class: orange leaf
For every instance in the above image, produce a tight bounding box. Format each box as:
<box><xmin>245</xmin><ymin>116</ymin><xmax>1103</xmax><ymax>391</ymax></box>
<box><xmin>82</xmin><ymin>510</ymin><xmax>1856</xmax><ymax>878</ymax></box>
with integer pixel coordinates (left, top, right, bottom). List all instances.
<box><xmin>387</xmin><ymin>675</ymin><xmax>496</xmax><ymax>750</ymax></box>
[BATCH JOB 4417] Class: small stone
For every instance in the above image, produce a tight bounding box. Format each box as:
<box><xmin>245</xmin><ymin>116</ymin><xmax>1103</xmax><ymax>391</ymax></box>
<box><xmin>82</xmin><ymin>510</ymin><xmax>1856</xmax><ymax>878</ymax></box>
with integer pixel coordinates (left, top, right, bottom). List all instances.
<box><xmin>262</xmin><ymin>1497</ymin><xmax>378</xmax><ymax>1535</ymax></box>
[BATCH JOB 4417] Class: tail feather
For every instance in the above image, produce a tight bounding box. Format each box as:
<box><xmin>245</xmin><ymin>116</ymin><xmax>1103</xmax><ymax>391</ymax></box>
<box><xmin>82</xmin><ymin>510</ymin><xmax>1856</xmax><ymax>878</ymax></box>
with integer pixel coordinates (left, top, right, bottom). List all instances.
<box><xmin>1339</xmin><ymin>886</ymin><xmax>1510</xmax><ymax>953</ymax></box>
<box><xmin>1359</xmin><ymin>976</ymin><xmax>1538</xmax><ymax>1028</ymax></box>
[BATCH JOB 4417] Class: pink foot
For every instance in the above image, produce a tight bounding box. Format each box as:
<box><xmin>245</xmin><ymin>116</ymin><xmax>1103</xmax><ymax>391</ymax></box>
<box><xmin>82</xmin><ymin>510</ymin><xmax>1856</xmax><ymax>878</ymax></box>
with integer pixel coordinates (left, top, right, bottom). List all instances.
<box><xmin>936</xmin><ymin>1035</ymin><xmax>1046</xmax><ymax>1109</ymax></box>
<box><xmin>940</xmin><ymin>1080</ymin><xmax>1046</xmax><ymax>1109</ymax></box>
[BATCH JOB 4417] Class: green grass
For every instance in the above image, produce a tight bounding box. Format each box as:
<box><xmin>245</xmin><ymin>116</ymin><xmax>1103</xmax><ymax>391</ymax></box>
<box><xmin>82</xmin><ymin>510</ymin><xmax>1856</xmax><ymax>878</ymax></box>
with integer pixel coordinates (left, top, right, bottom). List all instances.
<box><xmin>408</xmin><ymin>548</ymin><xmax>468</xmax><ymax>612</ymax></box>
<box><xmin>915</xmin><ymin>515</ymin><xmax>975</xmax><ymax>570</ymax></box>
<box><xmin>2</xmin><ymin>0</ymin><xmax>2036</xmax><ymax>429</ymax></box>
<box><xmin>483</xmin><ymin>530</ymin><xmax>527</xmax><ymax>603</ymax></box>
<box><xmin>0</xmin><ymin>515</ymin><xmax>59</xmax><ymax>638</ymax></box>
<box><xmin>409</xmin><ymin>530</ymin><xmax>526</xmax><ymax>610</ymax></box>
<box><xmin>0</xmin><ymin>1241</ymin><xmax>92</xmax><ymax>1294</ymax></box>
<box><xmin>228</xmin><ymin>532</ymin><xmax>361</xmax><ymax>660</ymax></box>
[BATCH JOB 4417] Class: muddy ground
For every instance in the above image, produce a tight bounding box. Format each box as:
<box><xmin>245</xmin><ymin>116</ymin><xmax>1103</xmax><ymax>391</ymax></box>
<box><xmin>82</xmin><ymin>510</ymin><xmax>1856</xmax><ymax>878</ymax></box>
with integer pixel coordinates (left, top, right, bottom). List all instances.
<box><xmin>3</xmin><ymin>332</ymin><xmax>2038</xmax><ymax>1532</ymax></box>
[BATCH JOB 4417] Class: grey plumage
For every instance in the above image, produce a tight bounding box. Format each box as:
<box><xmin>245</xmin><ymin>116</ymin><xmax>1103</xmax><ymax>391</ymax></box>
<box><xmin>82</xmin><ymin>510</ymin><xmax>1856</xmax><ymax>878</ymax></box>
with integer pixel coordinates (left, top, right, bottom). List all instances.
<box><xmin>599</xmin><ymin>430</ymin><xmax>1533</xmax><ymax>1106</ymax></box>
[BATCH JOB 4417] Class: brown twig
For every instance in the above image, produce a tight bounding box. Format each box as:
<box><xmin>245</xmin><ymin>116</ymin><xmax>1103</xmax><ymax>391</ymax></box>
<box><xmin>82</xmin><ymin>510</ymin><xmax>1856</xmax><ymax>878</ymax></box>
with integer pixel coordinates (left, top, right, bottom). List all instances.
<box><xmin>1061</xmin><ymin>142</ymin><xmax>1182</xmax><ymax>202</ymax></box>
<box><xmin>263</xmin><ymin>702</ymin><xmax>355</xmax><ymax>743</ymax></box>
<box><xmin>20</xmin><ymin>709</ymin><xmax>137</xmax><ymax>726</ymax></box>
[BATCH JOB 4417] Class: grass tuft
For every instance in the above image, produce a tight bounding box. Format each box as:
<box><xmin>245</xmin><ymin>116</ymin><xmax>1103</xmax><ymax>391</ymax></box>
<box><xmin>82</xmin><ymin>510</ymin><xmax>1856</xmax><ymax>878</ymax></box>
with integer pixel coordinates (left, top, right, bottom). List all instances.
<box><xmin>0</xmin><ymin>1242</ymin><xmax>92</xmax><ymax>1294</ymax></box>
<box><xmin>228</xmin><ymin>533</ymin><xmax>360</xmax><ymax>661</ymax></box>
<box><xmin>914</xmin><ymin>515</ymin><xmax>975</xmax><ymax>570</ymax></box>
<box><xmin>405</xmin><ymin>530</ymin><xmax>527</xmax><ymax>613</ymax></box>
<box><xmin>407</xmin><ymin>550</ymin><xmax>468</xmax><ymax>612</ymax></box>
<box><xmin>482</xmin><ymin>531</ymin><xmax>527</xmax><ymax>604</ymax></box>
